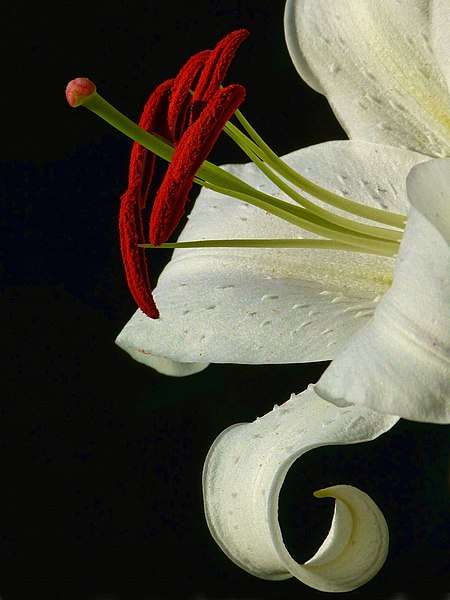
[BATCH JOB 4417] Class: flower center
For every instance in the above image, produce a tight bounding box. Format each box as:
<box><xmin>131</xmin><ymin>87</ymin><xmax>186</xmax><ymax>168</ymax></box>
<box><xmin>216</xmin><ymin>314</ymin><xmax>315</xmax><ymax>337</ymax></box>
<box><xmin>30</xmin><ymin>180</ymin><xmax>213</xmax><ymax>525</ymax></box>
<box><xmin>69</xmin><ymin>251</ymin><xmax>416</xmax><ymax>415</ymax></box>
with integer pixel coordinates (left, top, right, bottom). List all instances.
<box><xmin>66</xmin><ymin>31</ymin><xmax>406</xmax><ymax>318</ymax></box>
<box><xmin>67</xmin><ymin>79</ymin><xmax>404</xmax><ymax>254</ymax></box>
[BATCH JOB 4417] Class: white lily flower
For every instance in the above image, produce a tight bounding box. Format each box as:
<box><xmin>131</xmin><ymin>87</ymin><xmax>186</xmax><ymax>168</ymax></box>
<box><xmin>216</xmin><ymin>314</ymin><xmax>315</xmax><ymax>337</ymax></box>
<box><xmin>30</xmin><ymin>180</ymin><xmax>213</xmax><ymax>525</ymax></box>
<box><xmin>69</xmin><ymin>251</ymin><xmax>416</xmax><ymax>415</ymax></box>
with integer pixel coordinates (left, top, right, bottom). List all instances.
<box><xmin>70</xmin><ymin>3</ymin><xmax>449</xmax><ymax>592</ymax></box>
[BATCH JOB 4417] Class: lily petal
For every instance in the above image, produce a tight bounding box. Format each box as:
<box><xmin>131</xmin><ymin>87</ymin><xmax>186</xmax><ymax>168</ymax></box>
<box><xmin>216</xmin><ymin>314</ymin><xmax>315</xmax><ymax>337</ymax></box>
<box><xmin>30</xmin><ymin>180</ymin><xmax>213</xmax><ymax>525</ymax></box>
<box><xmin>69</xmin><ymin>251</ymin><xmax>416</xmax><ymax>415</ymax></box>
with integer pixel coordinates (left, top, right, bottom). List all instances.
<box><xmin>203</xmin><ymin>387</ymin><xmax>399</xmax><ymax>592</ymax></box>
<box><xmin>432</xmin><ymin>0</ymin><xmax>450</xmax><ymax>103</ymax></box>
<box><xmin>284</xmin><ymin>0</ymin><xmax>450</xmax><ymax>156</ymax></box>
<box><xmin>122</xmin><ymin>348</ymin><xmax>208</xmax><ymax>377</ymax></box>
<box><xmin>117</xmin><ymin>141</ymin><xmax>423</xmax><ymax>369</ymax></box>
<box><xmin>315</xmin><ymin>158</ymin><xmax>450</xmax><ymax>423</ymax></box>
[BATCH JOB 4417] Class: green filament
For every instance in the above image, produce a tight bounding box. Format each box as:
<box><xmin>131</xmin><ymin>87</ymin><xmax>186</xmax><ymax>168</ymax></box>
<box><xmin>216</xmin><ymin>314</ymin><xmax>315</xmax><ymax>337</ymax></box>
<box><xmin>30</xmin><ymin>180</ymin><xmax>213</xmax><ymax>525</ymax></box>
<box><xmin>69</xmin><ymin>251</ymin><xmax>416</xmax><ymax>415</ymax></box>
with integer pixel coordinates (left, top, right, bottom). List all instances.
<box><xmin>224</xmin><ymin>122</ymin><xmax>402</xmax><ymax>242</ymax></box>
<box><xmin>234</xmin><ymin>109</ymin><xmax>406</xmax><ymax>229</ymax></box>
<box><xmin>199</xmin><ymin>180</ymin><xmax>399</xmax><ymax>256</ymax></box>
<box><xmin>139</xmin><ymin>238</ymin><xmax>392</xmax><ymax>256</ymax></box>
<box><xmin>79</xmin><ymin>90</ymin><xmax>403</xmax><ymax>258</ymax></box>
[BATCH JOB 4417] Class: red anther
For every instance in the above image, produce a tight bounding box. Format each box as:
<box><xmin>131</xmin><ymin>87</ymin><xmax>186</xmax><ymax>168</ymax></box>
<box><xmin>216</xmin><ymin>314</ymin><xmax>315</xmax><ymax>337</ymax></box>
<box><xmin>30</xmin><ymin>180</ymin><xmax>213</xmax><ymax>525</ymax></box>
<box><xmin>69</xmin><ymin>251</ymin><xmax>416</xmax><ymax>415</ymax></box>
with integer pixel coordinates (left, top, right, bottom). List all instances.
<box><xmin>191</xmin><ymin>30</ymin><xmax>249</xmax><ymax>116</ymax></box>
<box><xmin>118</xmin><ymin>29</ymin><xmax>248</xmax><ymax>317</ymax></box>
<box><xmin>149</xmin><ymin>84</ymin><xmax>246</xmax><ymax>246</ymax></box>
<box><xmin>167</xmin><ymin>49</ymin><xmax>211</xmax><ymax>142</ymax></box>
<box><xmin>65</xmin><ymin>77</ymin><xmax>96</xmax><ymax>107</ymax></box>
<box><xmin>126</xmin><ymin>78</ymin><xmax>174</xmax><ymax>210</ymax></box>
<box><xmin>119</xmin><ymin>78</ymin><xmax>173</xmax><ymax>319</ymax></box>
<box><xmin>119</xmin><ymin>190</ymin><xmax>159</xmax><ymax>319</ymax></box>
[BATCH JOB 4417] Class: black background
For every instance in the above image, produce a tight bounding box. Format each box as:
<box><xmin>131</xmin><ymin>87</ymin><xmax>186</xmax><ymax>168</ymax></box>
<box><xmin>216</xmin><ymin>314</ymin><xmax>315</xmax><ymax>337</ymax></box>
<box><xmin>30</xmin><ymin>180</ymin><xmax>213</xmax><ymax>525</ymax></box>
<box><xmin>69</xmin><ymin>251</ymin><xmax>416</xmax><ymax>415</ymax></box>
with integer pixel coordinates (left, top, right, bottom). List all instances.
<box><xmin>3</xmin><ymin>1</ymin><xmax>450</xmax><ymax>599</ymax></box>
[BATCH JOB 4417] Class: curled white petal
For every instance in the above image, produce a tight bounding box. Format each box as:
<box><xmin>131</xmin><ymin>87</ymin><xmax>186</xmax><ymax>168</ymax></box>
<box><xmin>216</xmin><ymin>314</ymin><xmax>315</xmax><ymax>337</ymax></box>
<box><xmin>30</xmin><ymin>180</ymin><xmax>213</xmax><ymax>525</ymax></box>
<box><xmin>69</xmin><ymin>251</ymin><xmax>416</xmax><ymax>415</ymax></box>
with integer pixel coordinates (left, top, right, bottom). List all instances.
<box><xmin>117</xmin><ymin>141</ymin><xmax>423</xmax><ymax>370</ymax></box>
<box><xmin>203</xmin><ymin>388</ymin><xmax>398</xmax><ymax>592</ymax></box>
<box><xmin>316</xmin><ymin>158</ymin><xmax>450</xmax><ymax>423</ymax></box>
<box><xmin>284</xmin><ymin>0</ymin><xmax>450</xmax><ymax>156</ymax></box>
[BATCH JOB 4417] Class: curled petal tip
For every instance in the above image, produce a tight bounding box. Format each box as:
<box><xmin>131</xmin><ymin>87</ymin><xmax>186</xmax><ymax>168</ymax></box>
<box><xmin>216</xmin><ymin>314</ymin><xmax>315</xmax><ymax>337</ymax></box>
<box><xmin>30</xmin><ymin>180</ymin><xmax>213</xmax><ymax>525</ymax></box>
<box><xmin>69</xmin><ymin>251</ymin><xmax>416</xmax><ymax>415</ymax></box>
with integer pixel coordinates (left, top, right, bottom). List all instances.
<box><xmin>65</xmin><ymin>77</ymin><xmax>96</xmax><ymax>107</ymax></box>
<box><xmin>203</xmin><ymin>391</ymin><xmax>396</xmax><ymax>592</ymax></box>
<box><xmin>313</xmin><ymin>488</ymin><xmax>328</xmax><ymax>499</ymax></box>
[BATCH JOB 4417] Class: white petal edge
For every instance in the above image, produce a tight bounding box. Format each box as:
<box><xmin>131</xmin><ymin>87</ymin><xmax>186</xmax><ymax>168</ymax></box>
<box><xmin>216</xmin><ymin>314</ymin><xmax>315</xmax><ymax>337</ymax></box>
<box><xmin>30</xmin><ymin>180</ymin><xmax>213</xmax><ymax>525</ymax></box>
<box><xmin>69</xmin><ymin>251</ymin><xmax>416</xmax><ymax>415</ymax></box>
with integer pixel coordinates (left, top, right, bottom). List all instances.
<box><xmin>284</xmin><ymin>0</ymin><xmax>450</xmax><ymax>156</ymax></box>
<box><xmin>122</xmin><ymin>342</ymin><xmax>209</xmax><ymax>377</ymax></box>
<box><xmin>408</xmin><ymin>157</ymin><xmax>450</xmax><ymax>241</ymax></box>
<box><xmin>315</xmin><ymin>158</ymin><xmax>450</xmax><ymax>423</ymax></box>
<box><xmin>116</xmin><ymin>141</ymin><xmax>424</xmax><ymax>369</ymax></box>
<box><xmin>431</xmin><ymin>0</ymin><xmax>450</xmax><ymax>95</ymax></box>
<box><xmin>203</xmin><ymin>387</ymin><xmax>399</xmax><ymax>592</ymax></box>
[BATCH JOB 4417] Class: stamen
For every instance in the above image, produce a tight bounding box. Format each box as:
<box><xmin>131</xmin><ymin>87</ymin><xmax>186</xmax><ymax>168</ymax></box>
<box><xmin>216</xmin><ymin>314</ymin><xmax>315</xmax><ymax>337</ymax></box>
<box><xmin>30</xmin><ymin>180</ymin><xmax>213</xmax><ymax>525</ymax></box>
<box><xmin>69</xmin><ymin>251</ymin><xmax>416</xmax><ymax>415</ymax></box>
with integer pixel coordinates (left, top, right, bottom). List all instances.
<box><xmin>233</xmin><ymin>109</ymin><xmax>406</xmax><ymax>229</ymax></box>
<box><xmin>139</xmin><ymin>238</ymin><xmax>386</xmax><ymax>255</ymax></box>
<box><xmin>67</xmin><ymin>31</ymin><xmax>250</xmax><ymax>316</ymax></box>
<box><xmin>150</xmin><ymin>84</ymin><xmax>246</xmax><ymax>246</ymax></box>
<box><xmin>167</xmin><ymin>50</ymin><xmax>211</xmax><ymax>142</ymax></box>
<box><xmin>199</xmin><ymin>180</ymin><xmax>399</xmax><ymax>257</ymax></box>
<box><xmin>67</xmin><ymin>19</ymin><xmax>408</xmax><ymax>299</ymax></box>
<box><xmin>127</xmin><ymin>79</ymin><xmax>174</xmax><ymax>210</ymax></box>
<box><xmin>67</xmin><ymin>84</ymin><xmax>400</xmax><ymax>256</ymax></box>
<box><xmin>224</xmin><ymin>122</ymin><xmax>402</xmax><ymax>242</ymax></box>
<box><xmin>118</xmin><ymin>79</ymin><xmax>174</xmax><ymax>319</ymax></box>
<box><xmin>119</xmin><ymin>189</ymin><xmax>159</xmax><ymax>318</ymax></box>
<box><xmin>191</xmin><ymin>29</ymin><xmax>249</xmax><ymax>119</ymax></box>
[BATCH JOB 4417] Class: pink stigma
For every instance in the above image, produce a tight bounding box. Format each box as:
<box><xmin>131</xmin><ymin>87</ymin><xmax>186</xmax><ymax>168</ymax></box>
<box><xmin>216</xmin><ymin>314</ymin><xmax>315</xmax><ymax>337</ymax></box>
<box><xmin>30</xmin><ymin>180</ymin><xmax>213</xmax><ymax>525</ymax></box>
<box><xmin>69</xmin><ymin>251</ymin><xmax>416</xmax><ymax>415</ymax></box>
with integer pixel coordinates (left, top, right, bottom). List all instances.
<box><xmin>65</xmin><ymin>77</ymin><xmax>96</xmax><ymax>107</ymax></box>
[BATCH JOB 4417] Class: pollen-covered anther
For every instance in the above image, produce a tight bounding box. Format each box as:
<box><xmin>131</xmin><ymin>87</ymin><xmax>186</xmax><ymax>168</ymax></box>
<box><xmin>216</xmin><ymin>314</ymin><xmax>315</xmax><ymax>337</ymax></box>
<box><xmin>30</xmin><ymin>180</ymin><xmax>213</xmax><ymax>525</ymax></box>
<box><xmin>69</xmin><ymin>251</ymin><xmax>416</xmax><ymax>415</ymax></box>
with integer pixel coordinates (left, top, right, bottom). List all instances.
<box><xmin>118</xmin><ymin>78</ymin><xmax>174</xmax><ymax>320</ymax></box>
<box><xmin>191</xmin><ymin>29</ymin><xmax>249</xmax><ymax>120</ymax></box>
<box><xmin>66</xmin><ymin>30</ymin><xmax>249</xmax><ymax>319</ymax></box>
<box><xmin>65</xmin><ymin>77</ymin><xmax>96</xmax><ymax>107</ymax></box>
<box><xmin>167</xmin><ymin>49</ymin><xmax>211</xmax><ymax>142</ymax></box>
<box><xmin>150</xmin><ymin>83</ymin><xmax>246</xmax><ymax>246</ymax></box>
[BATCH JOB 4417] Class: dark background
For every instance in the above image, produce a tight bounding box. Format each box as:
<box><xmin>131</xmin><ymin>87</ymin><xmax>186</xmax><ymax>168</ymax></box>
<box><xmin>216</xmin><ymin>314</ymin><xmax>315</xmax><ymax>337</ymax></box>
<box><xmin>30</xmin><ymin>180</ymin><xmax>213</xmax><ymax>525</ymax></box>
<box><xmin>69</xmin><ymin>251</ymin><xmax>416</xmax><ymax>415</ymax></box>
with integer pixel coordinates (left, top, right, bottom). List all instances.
<box><xmin>3</xmin><ymin>1</ymin><xmax>449</xmax><ymax>598</ymax></box>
